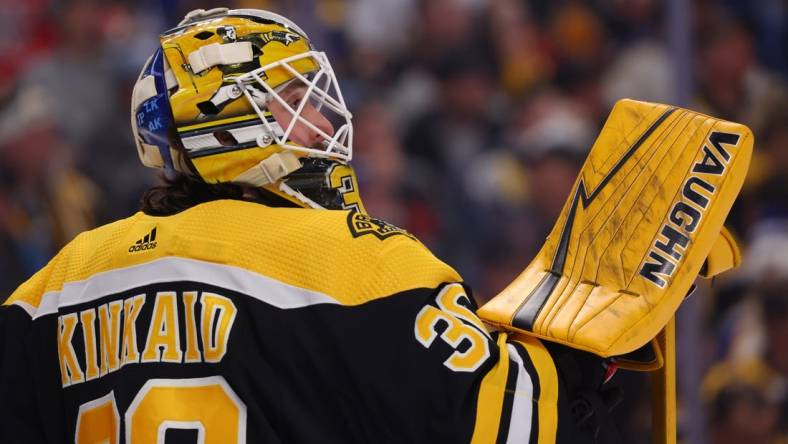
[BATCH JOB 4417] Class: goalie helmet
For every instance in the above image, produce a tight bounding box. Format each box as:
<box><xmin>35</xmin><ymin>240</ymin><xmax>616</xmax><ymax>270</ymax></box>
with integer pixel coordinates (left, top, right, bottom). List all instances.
<box><xmin>131</xmin><ymin>8</ymin><xmax>364</xmax><ymax>211</ymax></box>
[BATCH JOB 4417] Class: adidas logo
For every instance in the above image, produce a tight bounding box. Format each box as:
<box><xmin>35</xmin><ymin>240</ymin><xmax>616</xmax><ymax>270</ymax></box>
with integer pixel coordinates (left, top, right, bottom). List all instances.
<box><xmin>129</xmin><ymin>227</ymin><xmax>158</xmax><ymax>253</ymax></box>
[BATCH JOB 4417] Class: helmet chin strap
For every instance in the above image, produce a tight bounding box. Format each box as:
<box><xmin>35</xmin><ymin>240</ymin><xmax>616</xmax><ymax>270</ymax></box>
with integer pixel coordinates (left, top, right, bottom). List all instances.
<box><xmin>231</xmin><ymin>151</ymin><xmax>302</xmax><ymax>187</ymax></box>
<box><xmin>227</xmin><ymin>107</ymin><xmax>302</xmax><ymax>187</ymax></box>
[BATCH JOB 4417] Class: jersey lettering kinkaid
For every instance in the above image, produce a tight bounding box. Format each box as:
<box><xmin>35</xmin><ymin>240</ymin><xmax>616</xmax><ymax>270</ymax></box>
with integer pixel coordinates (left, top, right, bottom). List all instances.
<box><xmin>58</xmin><ymin>291</ymin><xmax>236</xmax><ymax>388</ymax></box>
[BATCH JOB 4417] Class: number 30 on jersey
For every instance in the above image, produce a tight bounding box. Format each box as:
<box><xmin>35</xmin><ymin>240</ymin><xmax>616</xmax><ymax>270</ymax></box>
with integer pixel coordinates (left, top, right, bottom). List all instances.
<box><xmin>76</xmin><ymin>376</ymin><xmax>246</xmax><ymax>444</ymax></box>
<box><xmin>414</xmin><ymin>284</ymin><xmax>492</xmax><ymax>372</ymax></box>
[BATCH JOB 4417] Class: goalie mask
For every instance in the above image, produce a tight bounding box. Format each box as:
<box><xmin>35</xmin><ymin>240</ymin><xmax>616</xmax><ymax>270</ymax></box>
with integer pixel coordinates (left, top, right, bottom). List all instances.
<box><xmin>131</xmin><ymin>8</ymin><xmax>364</xmax><ymax>212</ymax></box>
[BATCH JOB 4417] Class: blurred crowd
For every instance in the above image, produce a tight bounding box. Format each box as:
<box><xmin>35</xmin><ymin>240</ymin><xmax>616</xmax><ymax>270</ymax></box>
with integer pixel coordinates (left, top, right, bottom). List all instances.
<box><xmin>0</xmin><ymin>0</ymin><xmax>786</xmax><ymax>442</ymax></box>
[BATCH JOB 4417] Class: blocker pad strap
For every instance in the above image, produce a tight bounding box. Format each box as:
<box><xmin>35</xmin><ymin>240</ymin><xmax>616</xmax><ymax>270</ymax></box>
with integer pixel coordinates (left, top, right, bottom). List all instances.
<box><xmin>699</xmin><ymin>226</ymin><xmax>741</xmax><ymax>279</ymax></box>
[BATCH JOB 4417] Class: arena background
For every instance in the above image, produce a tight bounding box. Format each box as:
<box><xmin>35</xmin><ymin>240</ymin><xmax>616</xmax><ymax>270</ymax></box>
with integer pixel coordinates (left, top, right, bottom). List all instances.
<box><xmin>0</xmin><ymin>0</ymin><xmax>786</xmax><ymax>442</ymax></box>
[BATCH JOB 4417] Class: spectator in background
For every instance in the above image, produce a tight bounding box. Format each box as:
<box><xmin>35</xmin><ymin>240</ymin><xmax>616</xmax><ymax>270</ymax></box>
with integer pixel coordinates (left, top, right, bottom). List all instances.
<box><xmin>352</xmin><ymin>100</ymin><xmax>409</xmax><ymax>225</ymax></box>
<box><xmin>0</xmin><ymin>0</ymin><xmax>54</xmax><ymax>100</ymax></box>
<box><xmin>403</xmin><ymin>49</ymin><xmax>502</xmax><ymax>288</ymax></box>
<box><xmin>0</xmin><ymin>86</ymin><xmax>98</xmax><ymax>299</ymax></box>
<box><xmin>703</xmin><ymin>224</ymin><xmax>788</xmax><ymax>443</ymax></box>
<box><xmin>714</xmin><ymin>0</ymin><xmax>787</xmax><ymax>76</ymax></box>
<box><xmin>546</xmin><ymin>2</ymin><xmax>609</xmax><ymax>120</ymax></box>
<box><xmin>600</xmin><ymin>0</ymin><xmax>675</xmax><ymax>106</ymax></box>
<box><xmin>703</xmin><ymin>291</ymin><xmax>787</xmax><ymax>444</ymax></box>
<box><xmin>705</xmin><ymin>376</ymin><xmax>783</xmax><ymax>444</ymax></box>
<box><xmin>383</xmin><ymin>0</ymin><xmax>488</xmax><ymax>127</ymax></box>
<box><xmin>18</xmin><ymin>0</ymin><xmax>158</xmax><ymax>222</ymax></box>
<box><xmin>601</xmin><ymin>0</ymin><xmax>662</xmax><ymax>44</ymax></box>
<box><xmin>19</xmin><ymin>0</ymin><xmax>119</xmax><ymax>151</ymax></box>
<box><xmin>345</xmin><ymin>0</ymin><xmax>416</xmax><ymax>75</ymax></box>
<box><xmin>692</xmin><ymin>10</ymin><xmax>785</xmax><ymax>134</ymax></box>
<box><xmin>747</xmin><ymin>102</ymin><xmax>788</xmax><ymax>223</ymax></box>
<box><xmin>412</xmin><ymin>0</ymin><xmax>484</xmax><ymax>67</ymax></box>
<box><xmin>487</xmin><ymin>0</ymin><xmax>554</xmax><ymax>98</ymax></box>
<box><xmin>548</xmin><ymin>2</ymin><xmax>607</xmax><ymax>78</ymax></box>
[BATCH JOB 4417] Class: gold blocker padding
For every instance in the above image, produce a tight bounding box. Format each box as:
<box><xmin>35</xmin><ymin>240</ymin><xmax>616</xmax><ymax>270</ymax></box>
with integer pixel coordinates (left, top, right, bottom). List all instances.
<box><xmin>478</xmin><ymin>99</ymin><xmax>752</xmax><ymax>357</ymax></box>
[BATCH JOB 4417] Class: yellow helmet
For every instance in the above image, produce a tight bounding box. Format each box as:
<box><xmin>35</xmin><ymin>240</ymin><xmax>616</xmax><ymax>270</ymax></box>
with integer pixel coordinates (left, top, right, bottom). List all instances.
<box><xmin>131</xmin><ymin>8</ymin><xmax>363</xmax><ymax>211</ymax></box>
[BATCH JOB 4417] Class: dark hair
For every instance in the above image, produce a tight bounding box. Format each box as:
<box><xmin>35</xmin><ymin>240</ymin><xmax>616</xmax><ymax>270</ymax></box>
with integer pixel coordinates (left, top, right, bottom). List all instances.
<box><xmin>141</xmin><ymin>173</ymin><xmax>246</xmax><ymax>216</ymax></box>
<box><xmin>140</xmin><ymin>173</ymin><xmax>299</xmax><ymax>216</ymax></box>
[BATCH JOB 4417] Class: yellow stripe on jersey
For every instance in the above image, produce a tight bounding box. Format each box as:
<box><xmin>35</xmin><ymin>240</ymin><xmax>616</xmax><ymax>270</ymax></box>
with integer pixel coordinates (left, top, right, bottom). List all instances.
<box><xmin>513</xmin><ymin>334</ymin><xmax>558</xmax><ymax>443</ymax></box>
<box><xmin>4</xmin><ymin>200</ymin><xmax>461</xmax><ymax>312</ymax></box>
<box><xmin>470</xmin><ymin>333</ymin><xmax>510</xmax><ymax>444</ymax></box>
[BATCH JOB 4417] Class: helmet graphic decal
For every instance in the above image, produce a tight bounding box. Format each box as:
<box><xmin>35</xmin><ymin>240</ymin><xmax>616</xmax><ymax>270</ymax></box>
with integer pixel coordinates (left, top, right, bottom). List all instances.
<box><xmin>132</xmin><ymin>8</ymin><xmax>363</xmax><ymax>212</ymax></box>
<box><xmin>260</xmin><ymin>31</ymin><xmax>301</xmax><ymax>46</ymax></box>
<box><xmin>131</xmin><ymin>8</ymin><xmax>361</xmax><ymax>210</ymax></box>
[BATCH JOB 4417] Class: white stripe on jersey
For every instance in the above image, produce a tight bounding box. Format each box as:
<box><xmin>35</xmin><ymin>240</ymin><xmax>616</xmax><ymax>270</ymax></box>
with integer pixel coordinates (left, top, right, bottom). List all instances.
<box><xmin>16</xmin><ymin>256</ymin><xmax>340</xmax><ymax>319</ymax></box>
<box><xmin>505</xmin><ymin>343</ymin><xmax>535</xmax><ymax>443</ymax></box>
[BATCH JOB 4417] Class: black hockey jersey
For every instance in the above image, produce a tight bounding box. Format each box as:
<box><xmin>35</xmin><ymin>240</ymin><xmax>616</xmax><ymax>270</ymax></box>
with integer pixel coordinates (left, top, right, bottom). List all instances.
<box><xmin>0</xmin><ymin>200</ymin><xmax>564</xmax><ymax>443</ymax></box>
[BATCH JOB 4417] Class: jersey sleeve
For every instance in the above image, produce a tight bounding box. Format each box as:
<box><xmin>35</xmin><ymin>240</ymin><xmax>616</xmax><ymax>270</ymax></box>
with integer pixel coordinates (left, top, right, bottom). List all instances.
<box><xmin>397</xmin><ymin>281</ymin><xmax>553</xmax><ymax>443</ymax></box>
<box><xmin>484</xmin><ymin>333</ymin><xmax>559</xmax><ymax>444</ymax></box>
<box><xmin>409</xmin><ymin>283</ymin><xmax>615</xmax><ymax>444</ymax></box>
<box><xmin>504</xmin><ymin>334</ymin><xmax>624</xmax><ymax>444</ymax></box>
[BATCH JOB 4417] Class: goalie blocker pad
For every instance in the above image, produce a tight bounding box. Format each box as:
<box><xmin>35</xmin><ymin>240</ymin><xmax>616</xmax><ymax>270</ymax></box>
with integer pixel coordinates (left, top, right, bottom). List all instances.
<box><xmin>478</xmin><ymin>99</ymin><xmax>752</xmax><ymax>358</ymax></box>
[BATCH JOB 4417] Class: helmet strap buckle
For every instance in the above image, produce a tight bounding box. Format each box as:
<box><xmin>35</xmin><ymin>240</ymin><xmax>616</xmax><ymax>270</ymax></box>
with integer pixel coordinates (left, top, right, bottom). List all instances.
<box><xmin>232</xmin><ymin>152</ymin><xmax>301</xmax><ymax>186</ymax></box>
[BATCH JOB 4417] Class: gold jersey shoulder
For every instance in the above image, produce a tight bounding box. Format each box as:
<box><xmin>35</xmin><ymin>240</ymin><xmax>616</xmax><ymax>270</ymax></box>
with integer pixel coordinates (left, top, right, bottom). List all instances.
<box><xmin>5</xmin><ymin>200</ymin><xmax>460</xmax><ymax>311</ymax></box>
